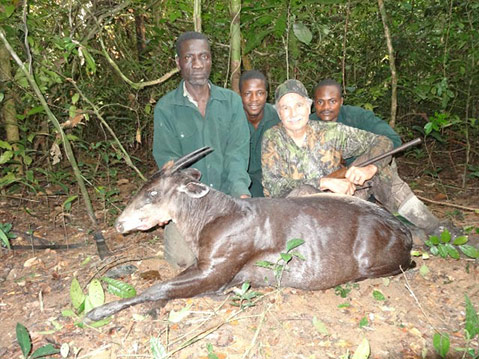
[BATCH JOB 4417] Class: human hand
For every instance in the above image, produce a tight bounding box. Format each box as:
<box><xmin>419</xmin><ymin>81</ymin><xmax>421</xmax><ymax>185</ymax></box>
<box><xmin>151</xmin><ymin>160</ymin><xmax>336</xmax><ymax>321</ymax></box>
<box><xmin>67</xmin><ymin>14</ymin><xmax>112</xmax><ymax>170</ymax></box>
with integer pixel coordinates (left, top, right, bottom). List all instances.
<box><xmin>345</xmin><ymin>165</ymin><xmax>377</xmax><ymax>185</ymax></box>
<box><xmin>319</xmin><ymin>177</ymin><xmax>356</xmax><ymax>196</ymax></box>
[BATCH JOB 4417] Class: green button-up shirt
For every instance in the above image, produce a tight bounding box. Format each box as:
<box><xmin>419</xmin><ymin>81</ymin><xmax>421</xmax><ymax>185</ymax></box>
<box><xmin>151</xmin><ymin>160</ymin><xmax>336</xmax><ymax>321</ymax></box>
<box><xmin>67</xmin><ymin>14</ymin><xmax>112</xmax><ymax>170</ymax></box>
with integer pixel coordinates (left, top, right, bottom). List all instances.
<box><xmin>153</xmin><ymin>80</ymin><xmax>251</xmax><ymax>197</ymax></box>
<box><xmin>310</xmin><ymin>105</ymin><xmax>401</xmax><ymax>165</ymax></box>
<box><xmin>247</xmin><ymin>103</ymin><xmax>280</xmax><ymax>197</ymax></box>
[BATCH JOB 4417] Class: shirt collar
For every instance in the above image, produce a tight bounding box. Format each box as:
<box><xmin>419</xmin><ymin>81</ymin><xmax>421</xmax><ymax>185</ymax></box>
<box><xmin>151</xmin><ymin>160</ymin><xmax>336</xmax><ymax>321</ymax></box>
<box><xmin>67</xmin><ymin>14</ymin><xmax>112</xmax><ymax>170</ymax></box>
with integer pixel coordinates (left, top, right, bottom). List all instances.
<box><xmin>182</xmin><ymin>81</ymin><xmax>211</xmax><ymax>108</ymax></box>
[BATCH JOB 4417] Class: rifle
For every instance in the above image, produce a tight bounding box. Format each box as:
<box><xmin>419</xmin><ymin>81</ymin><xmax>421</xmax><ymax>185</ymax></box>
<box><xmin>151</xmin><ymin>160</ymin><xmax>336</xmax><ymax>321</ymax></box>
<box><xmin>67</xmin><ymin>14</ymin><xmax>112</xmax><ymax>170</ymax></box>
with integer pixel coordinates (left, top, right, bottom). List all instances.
<box><xmin>325</xmin><ymin>138</ymin><xmax>422</xmax><ymax>179</ymax></box>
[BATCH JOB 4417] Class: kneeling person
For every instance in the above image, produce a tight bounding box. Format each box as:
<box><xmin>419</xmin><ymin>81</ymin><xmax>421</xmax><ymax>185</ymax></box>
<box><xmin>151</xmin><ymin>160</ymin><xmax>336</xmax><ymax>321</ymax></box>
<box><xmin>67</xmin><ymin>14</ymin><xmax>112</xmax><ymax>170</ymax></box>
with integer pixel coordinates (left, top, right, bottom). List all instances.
<box><xmin>261</xmin><ymin>79</ymin><xmax>441</xmax><ymax>236</ymax></box>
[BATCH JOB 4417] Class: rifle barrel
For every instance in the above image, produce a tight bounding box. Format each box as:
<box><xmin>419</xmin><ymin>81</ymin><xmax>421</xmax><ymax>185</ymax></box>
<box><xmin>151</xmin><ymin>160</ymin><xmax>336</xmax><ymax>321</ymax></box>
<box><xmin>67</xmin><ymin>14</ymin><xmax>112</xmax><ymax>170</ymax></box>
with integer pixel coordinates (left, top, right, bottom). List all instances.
<box><xmin>357</xmin><ymin>138</ymin><xmax>422</xmax><ymax>168</ymax></box>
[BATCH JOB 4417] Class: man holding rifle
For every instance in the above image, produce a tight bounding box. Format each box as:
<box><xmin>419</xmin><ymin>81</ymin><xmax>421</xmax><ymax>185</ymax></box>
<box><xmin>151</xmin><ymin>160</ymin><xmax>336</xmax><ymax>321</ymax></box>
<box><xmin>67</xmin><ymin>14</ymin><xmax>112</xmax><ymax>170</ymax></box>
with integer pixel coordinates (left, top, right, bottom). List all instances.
<box><xmin>261</xmin><ymin>79</ymin><xmax>449</xmax><ymax>238</ymax></box>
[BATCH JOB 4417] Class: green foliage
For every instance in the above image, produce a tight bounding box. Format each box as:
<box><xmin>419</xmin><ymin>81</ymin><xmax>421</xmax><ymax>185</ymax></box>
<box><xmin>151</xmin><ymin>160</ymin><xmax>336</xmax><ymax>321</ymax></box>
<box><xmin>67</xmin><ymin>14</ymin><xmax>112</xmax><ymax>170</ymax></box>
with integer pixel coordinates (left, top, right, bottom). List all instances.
<box><xmin>372</xmin><ymin>290</ymin><xmax>386</xmax><ymax>301</ymax></box>
<box><xmin>101</xmin><ymin>276</ymin><xmax>137</xmax><ymax>298</ymax></box>
<box><xmin>433</xmin><ymin>332</ymin><xmax>450</xmax><ymax>359</ymax></box>
<box><xmin>206</xmin><ymin>343</ymin><xmax>220</xmax><ymax>359</ymax></box>
<box><xmin>256</xmin><ymin>238</ymin><xmax>305</xmax><ymax>288</ymax></box>
<box><xmin>66</xmin><ymin>276</ymin><xmax>136</xmax><ymax>325</ymax></box>
<box><xmin>230</xmin><ymin>281</ymin><xmax>262</xmax><ymax>309</ymax></box>
<box><xmin>15</xmin><ymin>323</ymin><xmax>60</xmax><ymax>359</ymax></box>
<box><xmin>334</xmin><ymin>283</ymin><xmax>359</xmax><ymax>298</ymax></box>
<box><xmin>464</xmin><ymin>294</ymin><xmax>479</xmax><ymax>340</ymax></box>
<box><xmin>0</xmin><ymin>222</ymin><xmax>16</xmax><ymax>249</ymax></box>
<box><xmin>425</xmin><ymin>229</ymin><xmax>479</xmax><ymax>259</ymax></box>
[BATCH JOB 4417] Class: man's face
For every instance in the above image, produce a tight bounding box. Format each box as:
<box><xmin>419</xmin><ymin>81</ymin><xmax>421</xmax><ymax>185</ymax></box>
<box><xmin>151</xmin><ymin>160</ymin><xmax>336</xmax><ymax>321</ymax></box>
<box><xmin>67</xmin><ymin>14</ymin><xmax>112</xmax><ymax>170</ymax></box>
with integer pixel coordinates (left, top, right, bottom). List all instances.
<box><xmin>277</xmin><ymin>93</ymin><xmax>311</xmax><ymax>136</ymax></box>
<box><xmin>176</xmin><ymin>39</ymin><xmax>212</xmax><ymax>86</ymax></box>
<box><xmin>314</xmin><ymin>85</ymin><xmax>343</xmax><ymax>121</ymax></box>
<box><xmin>240</xmin><ymin>78</ymin><xmax>267</xmax><ymax>119</ymax></box>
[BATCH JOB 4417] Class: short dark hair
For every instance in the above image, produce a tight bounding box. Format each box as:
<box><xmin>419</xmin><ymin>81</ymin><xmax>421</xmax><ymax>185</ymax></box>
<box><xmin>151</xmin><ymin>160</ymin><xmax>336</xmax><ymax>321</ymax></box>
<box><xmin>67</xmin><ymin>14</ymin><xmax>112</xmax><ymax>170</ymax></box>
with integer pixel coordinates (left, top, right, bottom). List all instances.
<box><xmin>314</xmin><ymin>79</ymin><xmax>342</xmax><ymax>97</ymax></box>
<box><xmin>239</xmin><ymin>70</ymin><xmax>268</xmax><ymax>92</ymax></box>
<box><xmin>175</xmin><ymin>31</ymin><xmax>210</xmax><ymax>57</ymax></box>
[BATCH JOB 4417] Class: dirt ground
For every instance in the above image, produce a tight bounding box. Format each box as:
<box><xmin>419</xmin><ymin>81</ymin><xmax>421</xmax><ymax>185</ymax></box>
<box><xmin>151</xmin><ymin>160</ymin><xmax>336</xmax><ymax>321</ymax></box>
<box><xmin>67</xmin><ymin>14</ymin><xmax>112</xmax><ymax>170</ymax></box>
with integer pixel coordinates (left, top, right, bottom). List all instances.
<box><xmin>1</xmin><ymin>154</ymin><xmax>478</xmax><ymax>359</ymax></box>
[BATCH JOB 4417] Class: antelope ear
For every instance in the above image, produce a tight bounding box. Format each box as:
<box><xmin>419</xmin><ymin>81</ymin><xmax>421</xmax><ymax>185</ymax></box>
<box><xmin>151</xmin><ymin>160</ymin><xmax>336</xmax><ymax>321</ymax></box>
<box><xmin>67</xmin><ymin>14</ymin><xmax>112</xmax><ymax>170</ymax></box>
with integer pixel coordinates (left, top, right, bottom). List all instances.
<box><xmin>177</xmin><ymin>182</ymin><xmax>210</xmax><ymax>198</ymax></box>
<box><xmin>182</xmin><ymin>168</ymin><xmax>202</xmax><ymax>181</ymax></box>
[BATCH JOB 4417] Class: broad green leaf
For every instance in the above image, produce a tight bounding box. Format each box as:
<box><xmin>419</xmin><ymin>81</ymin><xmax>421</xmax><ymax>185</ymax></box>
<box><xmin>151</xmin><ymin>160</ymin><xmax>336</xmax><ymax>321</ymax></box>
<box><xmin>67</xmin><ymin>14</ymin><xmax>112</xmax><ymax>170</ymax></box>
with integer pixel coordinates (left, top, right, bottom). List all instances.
<box><xmin>293</xmin><ymin>22</ymin><xmax>313</xmax><ymax>45</ymax></box>
<box><xmin>61</xmin><ymin>309</ymin><xmax>76</xmax><ymax>317</ymax></box>
<box><xmin>352</xmin><ymin>337</ymin><xmax>370</xmax><ymax>359</ymax></box>
<box><xmin>280</xmin><ymin>253</ymin><xmax>292</xmax><ymax>262</ymax></box>
<box><xmin>445</xmin><ymin>244</ymin><xmax>460</xmax><ymax>259</ymax></box>
<box><xmin>459</xmin><ymin>245</ymin><xmax>479</xmax><ymax>259</ymax></box>
<box><xmin>430</xmin><ymin>246</ymin><xmax>439</xmax><ymax>256</ymax></box>
<box><xmin>88</xmin><ymin>279</ymin><xmax>105</xmax><ymax>308</ymax></box>
<box><xmin>419</xmin><ymin>264</ymin><xmax>430</xmax><ymax>277</ymax></box>
<box><xmin>0</xmin><ymin>228</ymin><xmax>12</xmax><ymax>249</ymax></box>
<box><xmin>101</xmin><ymin>277</ymin><xmax>137</xmax><ymax>298</ymax></box>
<box><xmin>82</xmin><ymin>47</ymin><xmax>97</xmax><ymax>74</ymax></box>
<box><xmin>429</xmin><ymin>235</ymin><xmax>440</xmax><ymax>245</ymax></box>
<box><xmin>372</xmin><ymin>290</ymin><xmax>385</xmax><ymax>301</ymax></box>
<box><xmin>16</xmin><ymin>323</ymin><xmax>31</xmax><ymax>358</ymax></box>
<box><xmin>437</xmin><ymin>244</ymin><xmax>448</xmax><ymax>258</ymax></box>
<box><xmin>70</xmin><ymin>277</ymin><xmax>85</xmax><ymax>310</ymax></box>
<box><xmin>63</xmin><ymin>195</ymin><xmax>78</xmax><ymax>212</ymax></box>
<box><xmin>452</xmin><ymin>236</ymin><xmax>468</xmax><ymax>245</ymax></box>
<box><xmin>440</xmin><ymin>229</ymin><xmax>451</xmax><ymax>243</ymax></box>
<box><xmin>168</xmin><ymin>304</ymin><xmax>192</xmax><ymax>323</ymax></box>
<box><xmin>5</xmin><ymin>5</ymin><xmax>15</xmax><ymax>17</ymax></box>
<box><xmin>150</xmin><ymin>337</ymin><xmax>167</xmax><ymax>359</ymax></box>
<box><xmin>26</xmin><ymin>106</ymin><xmax>45</xmax><ymax>116</ymax></box>
<box><xmin>359</xmin><ymin>316</ymin><xmax>369</xmax><ymax>328</ymax></box>
<box><xmin>88</xmin><ymin>317</ymin><xmax>111</xmax><ymax>328</ymax></box>
<box><xmin>433</xmin><ymin>333</ymin><xmax>450</xmax><ymax>358</ymax></box>
<box><xmin>312</xmin><ymin>316</ymin><xmax>329</xmax><ymax>335</ymax></box>
<box><xmin>338</xmin><ymin>302</ymin><xmax>351</xmax><ymax>309</ymax></box>
<box><xmin>0</xmin><ymin>140</ymin><xmax>12</xmax><ymax>150</ymax></box>
<box><xmin>286</xmin><ymin>238</ymin><xmax>305</xmax><ymax>251</ymax></box>
<box><xmin>0</xmin><ymin>150</ymin><xmax>13</xmax><ymax>164</ymax></box>
<box><xmin>31</xmin><ymin>344</ymin><xmax>60</xmax><ymax>358</ymax></box>
<box><xmin>72</xmin><ymin>93</ymin><xmax>80</xmax><ymax>105</ymax></box>
<box><xmin>256</xmin><ymin>260</ymin><xmax>274</xmax><ymax>269</ymax></box>
<box><xmin>464</xmin><ymin>294</ymin><xmax>479</xmax><ymax>338</ymax></box>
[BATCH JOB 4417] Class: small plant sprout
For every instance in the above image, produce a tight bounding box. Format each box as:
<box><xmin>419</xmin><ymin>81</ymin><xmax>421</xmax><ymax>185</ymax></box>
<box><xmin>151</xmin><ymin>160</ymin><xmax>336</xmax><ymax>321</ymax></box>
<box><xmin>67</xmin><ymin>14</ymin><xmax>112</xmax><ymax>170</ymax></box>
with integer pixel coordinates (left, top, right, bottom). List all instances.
<box><xmin>0</xmin><ymin>222</ymin><xmax>16</xmax><ymax>249</ymax></box>
<box><xmin>230</xmin><ymin>281</ymin><xmax>262</xmax><ymax>309</ymax></box>
<box><xmin>256</xmin><ymin>238</ymin><xmax>305</xmax><ymax>288</ymax></box>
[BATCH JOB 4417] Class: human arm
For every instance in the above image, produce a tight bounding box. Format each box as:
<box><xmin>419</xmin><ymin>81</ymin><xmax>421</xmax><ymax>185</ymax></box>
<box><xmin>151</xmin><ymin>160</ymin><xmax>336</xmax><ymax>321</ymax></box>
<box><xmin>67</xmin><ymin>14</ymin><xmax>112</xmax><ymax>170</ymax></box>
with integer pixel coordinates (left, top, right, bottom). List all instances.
<box><xmin>223</xmin><ymin>94</ymin><xmax>252</xmax><ymax>197</ymax></box>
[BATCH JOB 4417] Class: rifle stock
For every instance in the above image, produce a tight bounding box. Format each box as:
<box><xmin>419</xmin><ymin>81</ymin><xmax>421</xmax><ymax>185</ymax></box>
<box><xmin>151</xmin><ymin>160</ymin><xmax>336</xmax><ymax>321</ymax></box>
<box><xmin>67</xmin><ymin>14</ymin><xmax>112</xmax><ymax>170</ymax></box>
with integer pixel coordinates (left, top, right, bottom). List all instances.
<box><xmin>325</xmin><ymin>138</ymin><xmax>422</xmax><ymax>179</ymax></box>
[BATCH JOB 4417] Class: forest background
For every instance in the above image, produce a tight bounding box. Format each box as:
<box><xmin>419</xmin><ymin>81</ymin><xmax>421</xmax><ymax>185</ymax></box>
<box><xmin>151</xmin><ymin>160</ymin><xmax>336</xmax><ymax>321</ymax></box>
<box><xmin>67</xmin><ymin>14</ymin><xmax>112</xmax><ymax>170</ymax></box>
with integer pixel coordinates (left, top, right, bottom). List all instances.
<box><xmin>0</xmin><ymin>0</ymin><xmax>478</xmax><ymax>223</ymax></box>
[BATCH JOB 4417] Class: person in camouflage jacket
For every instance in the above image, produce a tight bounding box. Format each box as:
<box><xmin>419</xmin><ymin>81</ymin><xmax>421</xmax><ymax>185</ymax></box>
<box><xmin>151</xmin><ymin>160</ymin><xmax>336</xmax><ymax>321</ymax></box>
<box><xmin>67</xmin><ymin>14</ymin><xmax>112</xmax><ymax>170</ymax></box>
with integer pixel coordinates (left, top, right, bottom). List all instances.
<box><xmin>262</xmin><ymin>79</ymin><xmax>448</xmax><ymax>237</ymax></box>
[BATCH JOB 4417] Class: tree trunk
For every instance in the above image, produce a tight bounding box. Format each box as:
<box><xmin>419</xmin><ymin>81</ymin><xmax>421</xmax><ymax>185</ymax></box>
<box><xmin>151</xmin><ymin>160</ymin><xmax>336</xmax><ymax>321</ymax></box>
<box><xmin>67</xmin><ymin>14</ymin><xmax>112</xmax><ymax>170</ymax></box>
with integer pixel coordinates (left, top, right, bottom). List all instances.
<box><xmin>378</xmin><ymin>0</ymin><xmax>398</xmax><ymax>128</ymax></box>
<box><xmin>230</xmin><ymin>0</ymin><xmax>241</xmax><ymax>93</ymax></box>
<box><xmin>135</xmin><ymin>13</ymin><xmax>146</xmax><ymax>62</ymax></box>
<box><xmin>0</xmin><ymin>40</ymin><xmax>22</xmax><ymax>172</ymax></box>
<box><xmin>194</xmin><ymin>0</ymin><xmax>202</xmax><ymax>32</ymax></box>
<box><xmin>341</xmin><ymin>0</ymin><xmax>351</xmax><ymax>96</ymax></box>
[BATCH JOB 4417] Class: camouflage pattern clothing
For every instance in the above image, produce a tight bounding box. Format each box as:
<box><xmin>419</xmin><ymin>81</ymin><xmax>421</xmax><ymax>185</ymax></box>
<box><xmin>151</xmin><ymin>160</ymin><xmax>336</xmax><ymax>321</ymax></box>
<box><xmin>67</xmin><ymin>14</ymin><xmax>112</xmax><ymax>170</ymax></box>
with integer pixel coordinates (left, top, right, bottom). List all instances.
<box><xmin>261</xmin><ymin>120</ymin><xmax>393</xmax><ymax>198</ymax></box>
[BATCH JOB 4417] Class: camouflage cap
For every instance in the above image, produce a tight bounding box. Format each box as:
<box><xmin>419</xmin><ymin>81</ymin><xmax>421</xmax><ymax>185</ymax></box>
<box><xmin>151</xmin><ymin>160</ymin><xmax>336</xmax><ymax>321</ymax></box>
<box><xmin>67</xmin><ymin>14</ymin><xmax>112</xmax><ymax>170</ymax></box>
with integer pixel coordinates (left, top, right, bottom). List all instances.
<box><xmin>275</xmin><ymin>79</ymin><xmax>309</xmax><ymax>104</ymax></box>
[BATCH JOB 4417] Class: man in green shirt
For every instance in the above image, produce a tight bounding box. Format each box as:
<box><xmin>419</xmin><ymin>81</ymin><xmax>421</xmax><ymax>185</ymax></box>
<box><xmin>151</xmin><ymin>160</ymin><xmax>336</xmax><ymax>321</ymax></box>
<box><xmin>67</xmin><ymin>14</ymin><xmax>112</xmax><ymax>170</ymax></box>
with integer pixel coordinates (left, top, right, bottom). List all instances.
<box><xmin>310</xmin><ymin>79</ymin><xmax>453</xmax><ymax>238</ymax></box>
<box><xmin>239</xmin><ymin>70</ymin><xmax>280</xmax><ymax>197</ymax></box>
<box><xmin>262</xmin><ymin>79</ymin><xmax>445</xmax><ymax>238</ymax></box>
<box><xmin>153</xmin><ymin>31</ymin><xmax>250</xmax><ymax>268</ymax></box>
